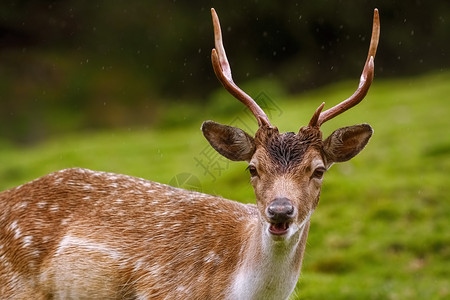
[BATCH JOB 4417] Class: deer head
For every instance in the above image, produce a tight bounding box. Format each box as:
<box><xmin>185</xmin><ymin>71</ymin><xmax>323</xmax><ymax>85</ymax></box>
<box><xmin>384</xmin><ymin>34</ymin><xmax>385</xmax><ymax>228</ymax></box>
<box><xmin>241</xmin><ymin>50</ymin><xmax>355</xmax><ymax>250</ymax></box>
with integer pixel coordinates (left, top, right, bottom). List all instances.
<box><xmin>202</xmin><ymin>9</ymin><xmax>380</xmax><ymax>239</ymax></box>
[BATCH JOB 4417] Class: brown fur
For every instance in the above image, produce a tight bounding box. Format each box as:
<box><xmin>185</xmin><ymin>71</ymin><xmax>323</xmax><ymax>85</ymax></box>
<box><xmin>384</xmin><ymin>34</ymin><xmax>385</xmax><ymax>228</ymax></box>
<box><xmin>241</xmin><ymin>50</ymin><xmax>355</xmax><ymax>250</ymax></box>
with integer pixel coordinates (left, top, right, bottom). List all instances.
<box><xmin>255</xmin><ymin>125</ymin><xmax>323</xmax><ymax>173</ymax></box>
<box><xmin>0</xmin><ymin>168</ymin><xmax>257</xmax><ymax>299</ymax></box>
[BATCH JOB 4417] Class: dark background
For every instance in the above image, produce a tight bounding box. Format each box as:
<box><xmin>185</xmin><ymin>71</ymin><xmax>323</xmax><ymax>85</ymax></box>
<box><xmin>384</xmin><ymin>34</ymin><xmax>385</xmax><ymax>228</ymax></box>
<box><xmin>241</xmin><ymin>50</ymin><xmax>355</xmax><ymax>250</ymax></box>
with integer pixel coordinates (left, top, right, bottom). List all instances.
<box><xmin>1</xmin><ymin>0</ymin><xmax>448</xmax><ymax>144</ymax></box>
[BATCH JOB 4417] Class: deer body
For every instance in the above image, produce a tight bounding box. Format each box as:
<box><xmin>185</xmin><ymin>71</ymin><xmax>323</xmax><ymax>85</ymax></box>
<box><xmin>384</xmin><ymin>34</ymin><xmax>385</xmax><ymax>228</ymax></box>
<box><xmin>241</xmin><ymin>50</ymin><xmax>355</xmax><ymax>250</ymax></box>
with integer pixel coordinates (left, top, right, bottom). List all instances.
<box><xmin>0</xmin><ymin>8</ymin><xmax>380</xmax><ymax>300</ymax></box>
<box><xmin>0</xmin><ymin>168</ymin><xmax>307</xmax><ymax>299</ymax></box>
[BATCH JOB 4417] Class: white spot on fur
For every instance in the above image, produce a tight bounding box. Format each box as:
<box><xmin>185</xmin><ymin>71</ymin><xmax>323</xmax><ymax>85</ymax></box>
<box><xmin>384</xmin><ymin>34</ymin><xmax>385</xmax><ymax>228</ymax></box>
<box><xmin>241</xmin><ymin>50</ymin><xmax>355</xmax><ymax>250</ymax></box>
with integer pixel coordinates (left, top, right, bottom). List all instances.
<box><xmin>142</xmin><ymin>182</ymin><xmax>152</xmax><ymax>188</ymax></box>
<box><xmin>133</xmin><ymin>259</ymin><xmax>145</xmax><ymax>272</ymax></box>
<box><xmin>197</xmin><ymin>273</ymin><xmax>207</xmax><ymax>283</ymax></box>
<box><xmin>204</xmin><ymin>250</ymin><xmax>222</xmax><ymax>265</ymax></box>
<box><xmin>56</xmin><ymin>235</ymin><xmax>121</xmax><ymax>260</ymax></box>
<box><xmin>176</xmin><ymin>285</ymin><xmax>188</xmax><ymax>294</ymax></box>
<box><xmin>83</xmin><ymin>184</ymin><xmax>93</xmax><ymax>190</ymax></box>
<box><xmin>148</xmin><ymin>263</ymin><xmax>162</xmax><ymax>277</ymax></box>
<box><xmin>23</xmin><ymin>236</ymin><xmax>33</xmax><ymax>247</ymax></box>
<box><xmin>0</xmin><ymin>253</ymin><xmax>9</xmax><ymax>265</ymax></box>
<box><xmin>37</xmin><ymin>202</ymin><xmax>47</xmax><ymax>208</ymax></box>
<box><xmin>10</xmin><ymin>220</ymin><xmax>22</xmax><ymax>239</ymax></box>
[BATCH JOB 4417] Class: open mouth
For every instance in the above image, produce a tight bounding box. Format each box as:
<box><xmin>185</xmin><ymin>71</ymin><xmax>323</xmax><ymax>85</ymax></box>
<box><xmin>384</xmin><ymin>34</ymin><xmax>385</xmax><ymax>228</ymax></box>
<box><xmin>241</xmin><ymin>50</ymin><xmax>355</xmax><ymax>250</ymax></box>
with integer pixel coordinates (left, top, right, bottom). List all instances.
<box><xmin>269</xmin><ymin>222</ymin><xmax>290</xmax><ymax>235</ymax></box>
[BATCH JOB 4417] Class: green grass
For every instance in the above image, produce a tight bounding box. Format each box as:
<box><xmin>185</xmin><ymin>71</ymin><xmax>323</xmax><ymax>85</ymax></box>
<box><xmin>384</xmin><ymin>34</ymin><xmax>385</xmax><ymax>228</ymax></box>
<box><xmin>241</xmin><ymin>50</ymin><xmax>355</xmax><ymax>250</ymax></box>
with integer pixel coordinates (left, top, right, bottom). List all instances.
<box><xmin>1</xmin><ymin>71</ymin><xmax>449</xmax><ymax>299</ymax></box>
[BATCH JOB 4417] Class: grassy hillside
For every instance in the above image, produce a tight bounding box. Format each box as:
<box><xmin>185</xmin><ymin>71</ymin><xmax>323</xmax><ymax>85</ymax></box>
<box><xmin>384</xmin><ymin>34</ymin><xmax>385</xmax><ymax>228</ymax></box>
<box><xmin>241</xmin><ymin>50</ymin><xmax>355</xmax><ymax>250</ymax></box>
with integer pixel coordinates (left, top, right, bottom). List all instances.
<box><xmin>1</xmin><ymin>71</ymin><xmax>449</xmax><ymax>299</ymax></box>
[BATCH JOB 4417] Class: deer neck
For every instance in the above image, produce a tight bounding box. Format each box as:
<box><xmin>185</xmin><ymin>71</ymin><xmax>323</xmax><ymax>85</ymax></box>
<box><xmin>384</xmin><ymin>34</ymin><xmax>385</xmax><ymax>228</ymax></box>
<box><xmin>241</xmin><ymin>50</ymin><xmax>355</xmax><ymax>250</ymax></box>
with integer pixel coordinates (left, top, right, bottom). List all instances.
<box><xmin>228</xmin><ymin>215</ymin><xmax>310</xmax><ymax>300</ymax></box>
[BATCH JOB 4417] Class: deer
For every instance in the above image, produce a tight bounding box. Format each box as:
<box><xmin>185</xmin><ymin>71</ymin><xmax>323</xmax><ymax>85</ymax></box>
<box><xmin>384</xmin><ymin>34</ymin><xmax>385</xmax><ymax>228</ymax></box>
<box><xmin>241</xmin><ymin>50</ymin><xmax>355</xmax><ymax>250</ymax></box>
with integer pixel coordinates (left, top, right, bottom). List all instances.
<box><xmin>0</xmin><ymin>8</ymin><xmax>380</xmax><ymax>300</ymax></box>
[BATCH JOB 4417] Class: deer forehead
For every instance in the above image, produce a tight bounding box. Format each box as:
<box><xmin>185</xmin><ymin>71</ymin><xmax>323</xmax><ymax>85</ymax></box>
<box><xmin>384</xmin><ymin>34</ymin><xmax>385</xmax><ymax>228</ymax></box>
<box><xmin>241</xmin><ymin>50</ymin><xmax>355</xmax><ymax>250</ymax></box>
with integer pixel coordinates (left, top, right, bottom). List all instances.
<box><xmin>253</xmin><ymin>155</ymin><xmax>324</xmax><ymax>203</ymax></box>
<box><xmin>253</xmin><ymin>130</ymin><xmax>324</xmax><ymax>174</ymax></box>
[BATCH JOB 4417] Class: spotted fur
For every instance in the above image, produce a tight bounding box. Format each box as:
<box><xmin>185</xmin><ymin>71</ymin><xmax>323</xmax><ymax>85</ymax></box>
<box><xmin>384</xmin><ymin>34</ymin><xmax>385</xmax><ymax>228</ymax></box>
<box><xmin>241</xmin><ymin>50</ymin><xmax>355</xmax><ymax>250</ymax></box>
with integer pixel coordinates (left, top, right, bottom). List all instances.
<box><xmin>0</xmin><ymin>168</ymin><xmax>259</xmax><ymax>299</ymax></box>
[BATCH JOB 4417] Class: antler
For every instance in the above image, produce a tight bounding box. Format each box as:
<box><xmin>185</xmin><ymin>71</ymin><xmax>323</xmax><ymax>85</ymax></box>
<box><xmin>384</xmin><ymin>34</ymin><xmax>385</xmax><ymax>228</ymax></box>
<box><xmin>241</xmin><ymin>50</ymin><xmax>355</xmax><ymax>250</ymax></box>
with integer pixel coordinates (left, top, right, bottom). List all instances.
<box><xmin>308</xmin><ymin>8</ymin><xmax>380</xmax><ymax>128</ymax></box>
<box><xmin>211</xmin><ymin>8</ymin><xmax>271</xmax><ymax>127</ymax></box>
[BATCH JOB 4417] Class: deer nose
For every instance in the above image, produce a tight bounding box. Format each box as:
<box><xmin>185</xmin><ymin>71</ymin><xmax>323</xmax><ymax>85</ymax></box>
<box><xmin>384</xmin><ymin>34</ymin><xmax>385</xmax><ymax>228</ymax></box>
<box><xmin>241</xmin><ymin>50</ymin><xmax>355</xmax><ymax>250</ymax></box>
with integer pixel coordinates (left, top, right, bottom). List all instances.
<box><xmin>266</xmin><ymin>197</ymin><xmax>295</xmax><ymax>222</ymax></box>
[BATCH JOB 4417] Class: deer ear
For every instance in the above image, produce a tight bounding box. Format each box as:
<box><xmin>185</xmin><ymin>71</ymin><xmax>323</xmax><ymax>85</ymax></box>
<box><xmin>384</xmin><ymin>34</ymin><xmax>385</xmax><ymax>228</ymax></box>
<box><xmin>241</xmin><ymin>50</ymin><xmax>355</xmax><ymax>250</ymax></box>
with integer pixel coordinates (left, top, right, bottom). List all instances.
<box><xmin>323</xmin><ymin>124</ymin><xmax>373</xmax><ymax>167</ymax></box>
<box><xmin>201</xmin><ymin>121</ymin><xmax>255</xmax><ymax>162</ymax></box>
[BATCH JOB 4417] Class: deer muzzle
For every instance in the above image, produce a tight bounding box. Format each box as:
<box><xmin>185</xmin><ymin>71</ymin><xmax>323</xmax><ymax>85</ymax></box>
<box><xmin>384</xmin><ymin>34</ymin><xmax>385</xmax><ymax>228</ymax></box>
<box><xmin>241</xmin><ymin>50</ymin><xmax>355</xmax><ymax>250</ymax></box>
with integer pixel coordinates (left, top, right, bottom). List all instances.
<box><xmin>266</xmin><ymin>197</ymin><xmax>296</xmax><ymax>235</ymax></box>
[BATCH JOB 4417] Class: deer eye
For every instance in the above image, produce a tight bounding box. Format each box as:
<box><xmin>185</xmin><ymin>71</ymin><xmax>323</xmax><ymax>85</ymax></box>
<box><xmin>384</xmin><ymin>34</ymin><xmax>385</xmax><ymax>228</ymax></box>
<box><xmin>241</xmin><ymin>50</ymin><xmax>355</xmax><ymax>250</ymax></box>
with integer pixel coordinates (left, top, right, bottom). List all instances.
<box><xmin>247</xmin><ymin>165</ymin><xmax>258</xmax><ymax>177</ymax></box>
<box><xmin>311</xmin><ymin>167</ymin><xmax>326</xmax><ymax>180</ymax></box>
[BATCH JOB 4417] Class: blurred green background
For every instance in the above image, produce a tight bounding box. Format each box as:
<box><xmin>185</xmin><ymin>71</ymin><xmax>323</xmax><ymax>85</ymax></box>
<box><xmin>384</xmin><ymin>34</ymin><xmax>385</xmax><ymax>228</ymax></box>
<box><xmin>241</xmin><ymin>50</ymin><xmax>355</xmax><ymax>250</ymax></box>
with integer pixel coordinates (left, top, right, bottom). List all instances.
<box><xmin>0</xmin><ymin>1</ymin><xmax>449</xmax><ymax>299</ymax></box>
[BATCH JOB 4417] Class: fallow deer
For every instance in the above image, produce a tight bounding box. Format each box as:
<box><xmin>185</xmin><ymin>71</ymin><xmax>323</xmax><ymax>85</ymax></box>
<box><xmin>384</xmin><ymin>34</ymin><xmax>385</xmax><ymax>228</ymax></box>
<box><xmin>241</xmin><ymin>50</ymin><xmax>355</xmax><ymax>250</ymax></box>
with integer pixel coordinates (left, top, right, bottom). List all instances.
<box><xmin>0</xmin><ymin>8</ymin><xmax>380</xmax><ymax>300</ymax></box>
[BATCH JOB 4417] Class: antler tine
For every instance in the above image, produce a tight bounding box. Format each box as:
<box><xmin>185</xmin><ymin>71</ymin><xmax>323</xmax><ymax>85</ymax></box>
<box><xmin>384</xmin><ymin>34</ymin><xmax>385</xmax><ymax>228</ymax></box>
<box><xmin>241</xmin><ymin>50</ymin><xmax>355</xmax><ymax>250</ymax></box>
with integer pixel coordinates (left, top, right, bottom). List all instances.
<box><xmin>211</xmin><ymin>8</ymin><xmax>271</xmax><ymax>127</ymax></box>
<box><xmin>309</xmin><ymin>9</ymin><xmax>380</xmax><ymax>128</ymax></box>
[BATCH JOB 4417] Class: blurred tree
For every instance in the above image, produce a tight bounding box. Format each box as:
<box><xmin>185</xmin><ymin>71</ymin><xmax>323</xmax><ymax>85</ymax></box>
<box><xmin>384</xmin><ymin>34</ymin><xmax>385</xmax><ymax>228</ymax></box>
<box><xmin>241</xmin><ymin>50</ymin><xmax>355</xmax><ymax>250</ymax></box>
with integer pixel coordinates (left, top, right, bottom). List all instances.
<box><xmin>0</xmin><ymin>0</ymin><xmax>448</xmax><ymax>143</ymax></box>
